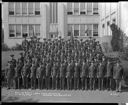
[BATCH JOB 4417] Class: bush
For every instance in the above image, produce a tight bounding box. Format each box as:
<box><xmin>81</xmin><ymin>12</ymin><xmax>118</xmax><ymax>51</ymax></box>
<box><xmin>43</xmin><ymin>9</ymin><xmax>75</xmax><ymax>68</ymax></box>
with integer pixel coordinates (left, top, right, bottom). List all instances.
<box><xmin>11</xmin><ymin>43</ymin><xmax>23</xmax><ymax>51</ymax></box>
<box><xmin>2</xmin><ymin>43</ymin><xmax>10</xmax><ymax>51</ymax></box>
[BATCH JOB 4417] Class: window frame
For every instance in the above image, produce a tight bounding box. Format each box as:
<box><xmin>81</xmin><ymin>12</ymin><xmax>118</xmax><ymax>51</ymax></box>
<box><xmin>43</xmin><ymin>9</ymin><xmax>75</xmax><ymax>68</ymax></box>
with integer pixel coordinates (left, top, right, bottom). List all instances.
<box><xmin>8</xmin><ymin>2</ymin><xmax>15</xmax><ymax>16</ymax></box>
<box><xmin>9</xmin><ymin>24</ymin><xmax>15</xmax><ymax>38</ymax></box>
<box><xmin>35</xmin><ymin>3</ymin><xmax>40</xmax><ymax>15</ymax></box>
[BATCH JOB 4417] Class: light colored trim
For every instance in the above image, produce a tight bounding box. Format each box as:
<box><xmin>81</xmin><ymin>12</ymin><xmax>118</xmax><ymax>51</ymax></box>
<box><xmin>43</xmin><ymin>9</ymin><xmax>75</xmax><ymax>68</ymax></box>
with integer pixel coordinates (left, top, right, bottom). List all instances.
<box><xmin>79</xmin><ymin>24</ymin><xmax>80</xmax><ymax>36</ymax></box>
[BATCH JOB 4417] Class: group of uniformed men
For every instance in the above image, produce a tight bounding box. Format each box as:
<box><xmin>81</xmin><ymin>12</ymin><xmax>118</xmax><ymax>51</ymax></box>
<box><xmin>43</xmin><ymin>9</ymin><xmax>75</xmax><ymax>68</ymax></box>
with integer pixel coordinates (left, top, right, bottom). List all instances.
<box><xmin>5</xmin><ymin>36</ymin><xmax>124</xmax><ymax>92</ymax></box>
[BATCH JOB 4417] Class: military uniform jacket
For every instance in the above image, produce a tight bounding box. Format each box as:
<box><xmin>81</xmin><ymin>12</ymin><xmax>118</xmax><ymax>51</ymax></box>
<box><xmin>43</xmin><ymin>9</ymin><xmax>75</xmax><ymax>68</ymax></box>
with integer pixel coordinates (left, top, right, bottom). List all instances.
<box><xmin>6</xmin><ymin>64</ymin><xmax>15</xmax><ymax>79</ymax></box>
<box><xmin>97</xmin><ymin>64</ymin><xmax>104</xmax><ymax>78</ymax></box>
<box><xmin>30</xmin><ymin>64</ymin><xmax>36</xmax><ymax>78</ymax></box>
<box><xmin>74</xmin><ymin>64</ymin><xmax>80</xmax><ymax>78</ymax></box>
<box><xmin>114</xmin><ymin>65</ymin><xmax>124</xmax><ymax>80</ymax></box>
<box><xmin>66</xmin><ymin>64</ymin><xmax>72</xmax><ymax>78</ymax></box>
<box><xmin>81</xmin><ymin>63</ymin><xmax>89</xmax><ymax>78</ymax></box>
<box><xmin>89</xmin><ymin>64</ymin><xmax>95</xmax><ymax>78</ymax></box>
<box><xmin>46</xmin><ymin>63</ymin><xmax>51</xmax><ymax>77</ymax></box>
<box><xmin>52</xmin><ymin>65</ymin><xmax>57</xmax><ymax>78</ymax></box>
<box><xmin>106</xmin><ymin>63</ymin><xmax>113</xmax><ymax>78</ymax></box>
<box><xmin>15</xmin><ymin>63</ymin><xmax>22</xmax><ymax>78</ymax></box>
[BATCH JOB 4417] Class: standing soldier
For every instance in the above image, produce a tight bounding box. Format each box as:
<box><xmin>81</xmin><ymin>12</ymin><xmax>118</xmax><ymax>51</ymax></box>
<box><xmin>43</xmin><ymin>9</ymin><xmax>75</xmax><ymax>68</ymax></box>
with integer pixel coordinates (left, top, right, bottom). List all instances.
<box><xmin>74</xmin><ymin>61</ymin><xmax>80</xmax><ymax>90</ymax></box>
<box><xmin>45</xmin><ymin>62</ymin><xmax>51</xmax><ymax>89</ymax></box>
<box><xmin>30</xmin><ymin>60</ymin><xmax>37</xmax><ymax>89</ymax></box>
<box><xmin>51</xmin><ymin>63</ymin><xmax>57</xmax><ymax>89</ymax></box>
<box><xmin>89</xmin><ymin>61</ymin><xmax>95</xmax><ymax>90</ymax></box>
<box><xmin>97</xmin><ymin>61</ymin><xmax>105</xmax><ymax>90</ymax></box>
<box><xmin>113</xmin><ymin>60</ymin><xmax>124</xmax><ymax>92</ymax></box>
<box><xmin>14</xmin><ymin>60</ymin><xmax>22</xmax><ymax>89</ymax></box>
<box><xmin>106</xmin><ymin>59</ymin><xmax>113</xmax><ymax>91</ymax></box>
<box><xmin>22</xmin><ymin>59</ymin><xmax>31</xmax><ymax>89</ymax></box>
<box><xmin>66</xmin><ymin>62</ymin><xmax>72</xmax><ymax>90</ymax></box>
<box><xmin>36</xmin><ymin>62</ymin><xmax>42</xmax><ymax>89</ymax></box>
<box><xmin>56</xmin><ymin>62</ymin><xmax>60</xmax><ymax>90</ymax></box>
<box><xmin>81</xmin><ymin>60</ymin><xmax>89</xmax><ymax>90</ymax></box>
<box><xmin>6</xmin><ymin>61</ymin><xmax>14</xmax><ymax>89</ymax></box>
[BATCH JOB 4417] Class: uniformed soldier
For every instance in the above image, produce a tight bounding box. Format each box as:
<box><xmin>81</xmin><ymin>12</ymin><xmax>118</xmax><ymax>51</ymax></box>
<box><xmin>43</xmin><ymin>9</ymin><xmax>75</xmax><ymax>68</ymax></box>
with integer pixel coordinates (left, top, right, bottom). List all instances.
<box><xmin>5</xmin><ymin>61</ymin><xmax>13</xmax><ymax>89</ymax></box>
<box><xmin>106</xmin><ymin>59</ymin><xmax>113</xmax><ymax>91</ymax></box>
<box><xmin>74</xmin><ymin>61</ymin><xmax>80</xmax><ymax>90</ymax></box>
<box><xmin>81</xmin><ymin>60</ymin><xmax>89</xmax><ymax>90</ymax></box>
<box><xmin>66</xmin><ymin>62</ymin><xmax>72</xmax><ymax>90</ymax></box>
<box><xmin>22</xmin><ymin>59</ymin><xmax>31</xmax><ymax>89</ymax></box>
<box><xmin>113</xmin><ymin>60</ymin><xmax>124</xmax><ymax>92</ymax></box>
<box><xmin>51</xmin><ymin>63</ymin><xmax>57</xmax><ymax>89</ymax></box>
<box><xmin>45</xmin><ymin>62</ymin><xmax>51</xmax><ymax>89</ymax></box>
<box><xmin>89</xmin><ymin>61</ymin><xmax>95</xmax><ymax>90</ymax></box>
<box><xmin>14</xmin><ymin>60</ymin><xmax>22</xmax><ymax>89</ymax></box>
<box><xmin>30</xmin><ymin>59</ymin><xmax>37</xmax><ymax>89</ymax></box>
<box><xmin>97</xmin><ymin>61</ymin><xmax>105</xmax><ymax>90</ymax></box>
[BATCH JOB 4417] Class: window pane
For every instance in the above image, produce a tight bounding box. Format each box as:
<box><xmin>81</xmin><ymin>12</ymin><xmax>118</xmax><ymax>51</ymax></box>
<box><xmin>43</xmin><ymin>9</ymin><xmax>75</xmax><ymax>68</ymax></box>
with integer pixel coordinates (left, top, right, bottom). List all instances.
<box><xmin>68</xmin><ymin>25</ymin><xmax>73</xmax><ymax>36</ymax></box>
<box><xmin>35</xmin><ymin>3</ymin><xmax>40</xmax><ymax>12</ymax></box>
<box><xmin>35</xmin><ymin>25</ymin><xmax>40</xmax><ymax>36</ymax></box>
<box><xmin>74</xmin><ymin>25</ymin><xmax>79</xmax><ymax>36</ymax></box>
<box><xmin>28</xmin><ymin>3</ymin><xmax>33</xmax><ymax>15</ymax></box>
<box><xmin>16</xmin><ymin>25</ymin><xmax>21</xmax><ymax>37</ymax></box>
<box><xmin>9</xmin><ymin>24</ymin><xmax>15</xmax><ymax>37</ymax></box>
<box><xmin>87</xmin><ymin>24</ymin><xmax>92</xmax><ymax>36</ymax></box>
<box><xmin>22</xmin><ymin>24</ymin><xmax>28</xmax><ymax>37</ymax></box>
<box><xmin>22</xmin><ymin>3</ymin><xmax>27</xmax><ymax>15</ymax></box>
<box><xmin>15</xmin><ymin>3</ymin><xmax>21</xmax><ymax>15</ymax></box>
<box><xmin>8</xmin><ymin>2</ymin><xmax>14</xmax><ymax>15</ymax></box>
<box><xmin>74</xmin><ymin>3</ymin><xmax>79</xmax><ymax>15</ymax></box>
<box><xmin>80</xmin><ymin>25</ymin><xmax>85</xmax><ymax>36</ymax></box>
<box><xmin>29</xmin><ymin>25</ymin><xmax>34</xmax><ymax>36</ymax></box>
<box><xmin>93</xmin><ymin>24</ymin><xmax>98</xmax><ymax>36</ymax></box>
<box><xmin>67</xmin><ymin>3</ymin><xmax>72</xmax><ymax>15</ymax></box>
<box><xmin>93</xmin><ymin>3</ymin><xmax>98</xmax><ymax>14</ymax></box>
<box><xmin>87</xmin><ymin>3</ymin><xmax>92</xmax><ymax>15</ymax></box>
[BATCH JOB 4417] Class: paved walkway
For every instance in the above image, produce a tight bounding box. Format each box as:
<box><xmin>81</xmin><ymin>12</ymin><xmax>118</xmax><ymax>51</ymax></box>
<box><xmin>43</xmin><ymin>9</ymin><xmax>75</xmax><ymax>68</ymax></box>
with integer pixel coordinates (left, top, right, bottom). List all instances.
<box><xmin>2</xmin><ymin>88</ymin><xmax>128</xmax><ymax>103</ymax></box>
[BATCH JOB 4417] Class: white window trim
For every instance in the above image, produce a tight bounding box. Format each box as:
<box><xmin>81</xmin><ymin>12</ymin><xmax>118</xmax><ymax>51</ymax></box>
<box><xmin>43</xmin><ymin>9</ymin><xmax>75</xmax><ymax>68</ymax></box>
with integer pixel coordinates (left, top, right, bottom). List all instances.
<box><xmin>28</xmin><ymin>3</ymin><xmax>34</xmax><ymax>16</ymax></box>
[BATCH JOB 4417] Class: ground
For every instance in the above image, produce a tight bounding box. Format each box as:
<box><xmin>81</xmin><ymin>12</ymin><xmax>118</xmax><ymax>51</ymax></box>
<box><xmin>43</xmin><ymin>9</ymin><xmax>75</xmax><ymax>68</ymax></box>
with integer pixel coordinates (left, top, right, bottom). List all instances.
<box><xmin>1</xmin><ymin>88</ymin><xmax>128</xmax><ymax>103</ymax></box>
<box><xmin>1</xmin><ymin>51</ymin><xmax>128</xmax><ymax>103</ymax></box>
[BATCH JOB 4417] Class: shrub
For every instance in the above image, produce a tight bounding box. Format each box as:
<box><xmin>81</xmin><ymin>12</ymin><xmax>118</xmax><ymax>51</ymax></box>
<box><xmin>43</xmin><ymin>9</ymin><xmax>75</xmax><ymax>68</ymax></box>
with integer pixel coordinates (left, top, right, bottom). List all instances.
<box><xmin>2</xmin><ymin>43</ymin><xmax>10</xmax><ymax>51</ymax></box>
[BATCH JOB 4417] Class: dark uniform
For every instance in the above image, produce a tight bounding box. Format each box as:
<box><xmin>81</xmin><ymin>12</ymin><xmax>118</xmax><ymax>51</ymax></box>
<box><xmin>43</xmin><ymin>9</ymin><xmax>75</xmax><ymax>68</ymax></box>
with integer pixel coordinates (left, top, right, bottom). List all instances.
<box><xmin>60</xmin><ymin>62</ymin><xmax>66</xmax><ymax>90</ymax></box>
<box><xmin>113</xmin><ymin>61</ymin><xmax>124</xmax><ymax>92</ymax></box>
<box><xmin>22</xmin><ymin>60</ymin><xmax>31</xmax><ymax>89</ymax></box>
<box><xmin>30</xmin><ymin>61</ymin><xmax>37</xmax><ymax>89</ymax></box>
<box><xmin>36</xmin><ymin>63</ymin><xmax>44</xmax><ymax>89</ymax></box>
<box><xmin>97</xmin><ymin>62</ymin><xmax>105</xmax><ymax>90</ymax></box>
<box><xmin>81</xmin><ymin>61</ymin><xmax>89</xmax><ymax>90</ymax></box>
<box><xmin>14</xmin><ymin>60</ymin><xmax>22</xmax><ymax>89</ymax></box>
<box><xmin>66</xmin><ymin>63</ymin><xmax>72</xmax><ymax>90</ymax></box>
<box><xmin>51</xmin><ymin>63</ymin><xmax>57</xmax><ymax>89</ymax></box>
<box><xmin>89</xmin><ymin>62</ymin><xmax>95</xmax><ymax>90</ymax></box>
<box><xmin>45</xmin><ymin>63</ymin><xmax>51</xmax><ymax>89</ymax></box>
<box><xmin>106</xmin><ymin>60</ymin><xmax>113</xmax><ymax>91</ymax></box>
<box><xmin>6</xmin><ymin>61</ymin><xmax>15</xmax><ymax>89</ymax></box>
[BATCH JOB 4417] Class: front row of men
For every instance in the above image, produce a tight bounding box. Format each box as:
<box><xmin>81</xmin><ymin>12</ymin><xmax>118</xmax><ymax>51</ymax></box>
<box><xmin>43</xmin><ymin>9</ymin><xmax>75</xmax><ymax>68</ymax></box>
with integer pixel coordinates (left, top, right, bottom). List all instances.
<box><xmin>6</xmin><ymin>54</ymin><xmax>124</xmax><ymax>92</ymax></box>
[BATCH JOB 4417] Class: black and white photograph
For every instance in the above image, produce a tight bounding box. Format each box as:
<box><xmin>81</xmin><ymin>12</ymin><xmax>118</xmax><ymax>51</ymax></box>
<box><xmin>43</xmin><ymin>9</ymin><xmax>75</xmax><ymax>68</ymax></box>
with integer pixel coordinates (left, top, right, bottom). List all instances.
<box><xmin>1</xmin><ymin>2</ymin><xmax>128</xmax><ymax>103</ymax></box>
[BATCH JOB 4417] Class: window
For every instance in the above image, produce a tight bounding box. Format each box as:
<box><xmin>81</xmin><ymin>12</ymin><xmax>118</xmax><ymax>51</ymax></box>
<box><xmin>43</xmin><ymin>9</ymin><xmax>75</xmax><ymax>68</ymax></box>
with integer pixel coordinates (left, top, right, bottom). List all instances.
<box><xmin>87</xmin><ymin>3</ymin><xmax>92</xmax><ymax>15</ymax></box>
<box><xmin>22</xmin><ymin>3</ymin><xmax>27</xmax><ymax>15</ymax></box>
<box><xmin>93</xmin><ymin>24</ymin><xmax>98</xmax><ymax>36</ymax></box>
<box><xmin>80</xmin><ymin>25</ymin><xmax>85</xmax><ymax>36</ymax></box>
<box><xmin>68</xmin><ymin>25</ymin><xmax>73</xmax><ymax>36</ymax></box>
<box><xmin>16</xmin><ymin>25</ymin><xmax>21</xmax><ymax>37</ymax></box>
<box><xmin>8</xmin><ymin>2</ymin><xmax>14</xmax><ymax>15</ymax></box>
<box><xmin>93</xmin><ymin>3</ymin><xmax>98</xmax><ymax>14</ymax></box>
<box><xmin>22</xmin><ymin>24</ymin><xmax>28</xmax><ymax>37</ymax></box>
<box><xmin>35</xmin><ymin>3</ymin><xmax>40</xmax><ymax>15</ymax></box>
<box><xmin>28</xmin><ymin>3</ymin><xmax>34</xmax><ymax>15</ymax></box>
<box><xmin>67</xmin><ymin>3</ymin><xmax>73</xmax><ymax>15</ymax></box>
<box><xmin>102</xmin><ymin>24</ymin><xmax>105</xmax><ymax>28</ymax></box>
<box><xmin>80</xmin><ymin>3</ymin><xmax>86</xmax><ymax>15</ymax></box>
<box><xmin>107</xmin><ymin>21</ymin><xmax>110</xmax><ymax>26</ymax></box>
<box><xmin>74</xmin><ymin>25</ymin><xmax>79</xmax><ymax>36</ymax></box>
<box><xmin>9</xmin><ymin>24</ymin><xmax>15</xmax><ymax>37</ymax></box>
<box><xmin>87</xmin><ymin>24</ymin><xmax>92</xmax><ymax>36</ymax></box>
<box><xmin>35</xmin><ymin>25</ymin><xmax>40</xmax><ymax>36</ymax></box>
<box><xmin>74</xmin><ymin>3</ymin><xmax>79</xmax><ymax>15</ymax></box>
<box><xmin>29</xmin><ymin>25</ymin><xmax>34</xmax><ymax>37</ymax></box>
<box><xmin>15</xmin><ymin>3</ymin><xmax>21</xmax><ymax>15</ymax></box>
